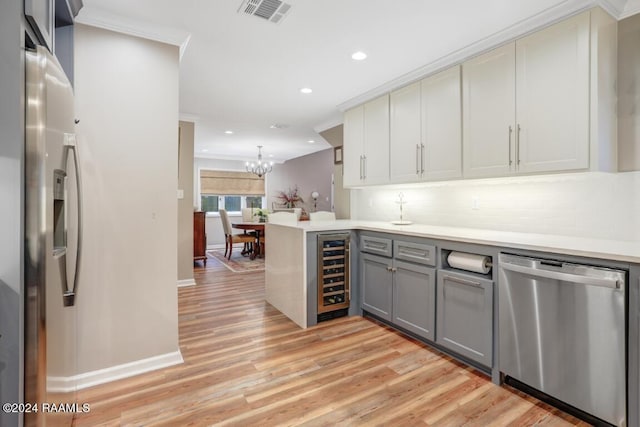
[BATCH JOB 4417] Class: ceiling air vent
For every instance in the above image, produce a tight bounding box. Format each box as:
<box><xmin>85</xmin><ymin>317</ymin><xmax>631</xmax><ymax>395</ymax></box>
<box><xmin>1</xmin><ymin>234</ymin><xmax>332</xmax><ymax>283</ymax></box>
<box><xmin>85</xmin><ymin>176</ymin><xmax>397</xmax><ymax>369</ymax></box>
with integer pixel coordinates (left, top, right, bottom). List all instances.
<box><xmin>238</xmin><ymin>0</ymin><xmax>292</xmax><ymax>24</ymax></box>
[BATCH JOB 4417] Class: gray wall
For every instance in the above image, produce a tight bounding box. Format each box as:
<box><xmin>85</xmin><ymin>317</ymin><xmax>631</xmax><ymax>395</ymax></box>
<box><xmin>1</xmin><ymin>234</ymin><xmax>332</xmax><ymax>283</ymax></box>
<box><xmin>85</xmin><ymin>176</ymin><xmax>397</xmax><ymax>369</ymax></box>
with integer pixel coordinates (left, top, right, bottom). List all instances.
<box><xmin>178</xmin><ymin>121</ymin><xmax>195</xmax><ymax>281</ymax></box>
<box><xmin>266</xmin><ymin>148</ymin><xmax>334</xmax><ymax>214</ymax></box>
<box><xmin>619</xmin><ymin>13</ymin><xmax>640</xmax><ymax>171</ymax></box>
<box><xmin>0</xmin><ymin>0</ymin><xmax>25</xmax><ymax>425</ymax></box>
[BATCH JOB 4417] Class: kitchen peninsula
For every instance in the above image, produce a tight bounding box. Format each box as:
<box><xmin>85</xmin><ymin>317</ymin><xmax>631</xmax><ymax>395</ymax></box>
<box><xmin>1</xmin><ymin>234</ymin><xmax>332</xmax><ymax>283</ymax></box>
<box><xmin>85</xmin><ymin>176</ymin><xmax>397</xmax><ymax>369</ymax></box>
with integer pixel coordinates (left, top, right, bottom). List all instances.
<box><xmin>265</xmin><ymin>219</ymin><xmax>640</xmax><ymax>329</ymax></box>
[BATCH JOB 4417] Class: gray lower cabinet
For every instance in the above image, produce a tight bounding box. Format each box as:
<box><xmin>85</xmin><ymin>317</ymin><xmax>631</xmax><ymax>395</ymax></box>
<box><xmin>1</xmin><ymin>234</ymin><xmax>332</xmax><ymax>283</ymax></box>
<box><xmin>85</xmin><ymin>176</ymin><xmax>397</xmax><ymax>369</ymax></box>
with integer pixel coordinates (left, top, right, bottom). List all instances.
<box><xmin>361</xmin><ymin>252</ymin><xmax>436</xmax><ymax>340</ymax></box>
<box><xmin>393</xmin><ymin>260</ymin><xmax>435</xmax><ymax>340</ymax></box>
<box><xmin>436</xmin><ymin>270</ymin><xmax>493</xmax><ymax>367</ymax></box>
<box><xmin>361</xmin><ymin>253</ymin><xmax>393</xmax><ymax>321</ymax></box>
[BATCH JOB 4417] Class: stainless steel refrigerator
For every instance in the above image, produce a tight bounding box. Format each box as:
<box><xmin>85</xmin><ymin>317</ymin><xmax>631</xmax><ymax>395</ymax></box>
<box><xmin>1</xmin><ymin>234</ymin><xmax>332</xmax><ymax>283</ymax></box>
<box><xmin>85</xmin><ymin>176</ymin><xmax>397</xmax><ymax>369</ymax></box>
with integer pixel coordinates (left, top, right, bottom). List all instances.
<box><xmin>24</xmin><ymin>45</ymin><xmax>82</xmax><ymax>427</ymax></box>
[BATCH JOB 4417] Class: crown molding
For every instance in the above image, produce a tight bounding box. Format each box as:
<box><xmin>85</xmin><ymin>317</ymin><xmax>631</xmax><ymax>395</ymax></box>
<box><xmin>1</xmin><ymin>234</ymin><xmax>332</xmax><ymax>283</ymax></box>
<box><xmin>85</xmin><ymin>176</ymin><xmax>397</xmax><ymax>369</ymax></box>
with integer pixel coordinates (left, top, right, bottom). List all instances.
<box><xmin>75</xmin><ymin>5</ymin><xmax>192</xmax><ymax>61</ymax></box>
<box><xmin>619</xmin><ymin>0</ymin><xmax>640</xmax><ymax>18</ymax></box>
<box><xmin>337</xmin><ymin>0</ymin><xmax>626</xmax><ymax>112</ymax></box>
<box><xmin>313</xmin><ymin>113</ymin><xmax>343</xmax><ymax>134</ymax></box>
<box><xmin>596</xmin><ymin>0</ymin><xmax>630</xmax><ymax>16</ymax></box>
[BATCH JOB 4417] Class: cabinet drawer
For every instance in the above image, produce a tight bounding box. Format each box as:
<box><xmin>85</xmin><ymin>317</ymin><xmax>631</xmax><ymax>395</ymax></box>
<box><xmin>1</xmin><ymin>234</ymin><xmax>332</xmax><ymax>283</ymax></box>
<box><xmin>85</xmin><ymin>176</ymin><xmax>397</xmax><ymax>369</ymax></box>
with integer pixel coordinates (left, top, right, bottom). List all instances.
<box><xmin>360</xmin><ymin>235</ymin><xmax>392</xmax><ymax>257</ymax></box>
<box><xmin>394</xmin><ymin>241</ymin><xmax>435</xmax><ymax>266</ymax></box>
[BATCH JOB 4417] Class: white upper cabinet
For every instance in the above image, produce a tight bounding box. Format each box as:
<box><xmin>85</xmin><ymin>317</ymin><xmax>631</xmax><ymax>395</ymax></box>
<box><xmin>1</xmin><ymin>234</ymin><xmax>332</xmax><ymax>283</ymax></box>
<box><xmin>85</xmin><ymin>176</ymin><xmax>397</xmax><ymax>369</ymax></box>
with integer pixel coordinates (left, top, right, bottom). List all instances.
<box><xmin>344</xmin><ymin>95</ymin><xmax>389</xmax><ymax>187</ymax></box>
<box><xmin>515</xmin><ymin>12</ymin><xmax>590</xmax><ymax>173</ymax></box>
<box><xmin>390</xmin><ymin>82</ymin><xmax>422</xmax><ymax>183</ymax></box>
<box><xmin>343</xmin><ymin>105</ymin><xmax>364</xmax><ymax>187</ymax></box>
<box><xmin>345</xmin><ymin>8</ymin><xmax>616</xmax><ymax>186</ymax></box>
<box><xmin>363</xmin><ymin>95</ymin><xmax>390</xmax><ymax>185</ymax></box>
<box><xmin>421</xmin><ymin>66</ymin><xmax>462</xmax><ymax>180</ymax></box>
<box><xmin>462</xmin><ymin>44</ymin><xmax>516</xmax><ymax>178</ymax></box>
<box><xmin>463</xmin><ymin>11</ymin><xmax>591</xmax><ymax>178</ymax></box>
<box><xmin>390</xmin><ymin>67</ymin><xmax>461</xmax><ymax>183</ymax></box>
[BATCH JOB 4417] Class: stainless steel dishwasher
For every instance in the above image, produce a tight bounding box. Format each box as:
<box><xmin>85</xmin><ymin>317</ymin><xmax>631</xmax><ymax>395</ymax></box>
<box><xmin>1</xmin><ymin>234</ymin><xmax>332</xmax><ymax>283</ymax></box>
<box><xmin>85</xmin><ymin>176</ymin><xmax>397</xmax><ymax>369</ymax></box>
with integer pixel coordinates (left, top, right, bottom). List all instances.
<box><xmin>499</xmin><ymin>253</ymin><xmax>626</xmax><ymax>426</ymax></box>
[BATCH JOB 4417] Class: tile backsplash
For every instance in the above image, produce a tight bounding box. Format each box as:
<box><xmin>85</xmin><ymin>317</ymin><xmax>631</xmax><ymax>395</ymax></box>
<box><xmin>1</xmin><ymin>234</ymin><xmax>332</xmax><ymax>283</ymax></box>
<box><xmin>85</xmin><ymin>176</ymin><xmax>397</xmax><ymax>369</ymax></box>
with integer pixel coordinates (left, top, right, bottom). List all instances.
<box><xmin>351</xmin><ymin>171</ymin><xmax>640</xmax><ymax>242</ymax></box>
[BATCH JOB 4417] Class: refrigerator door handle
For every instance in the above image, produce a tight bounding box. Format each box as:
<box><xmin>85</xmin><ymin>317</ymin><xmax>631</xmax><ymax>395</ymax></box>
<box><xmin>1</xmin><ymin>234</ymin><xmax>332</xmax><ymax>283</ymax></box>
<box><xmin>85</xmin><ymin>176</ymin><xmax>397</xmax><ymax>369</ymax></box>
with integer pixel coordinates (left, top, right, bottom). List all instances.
<box><xmin>63</xmin><ymin>133</ymin><xmax>82</xmax><ymax>307</ymax></box>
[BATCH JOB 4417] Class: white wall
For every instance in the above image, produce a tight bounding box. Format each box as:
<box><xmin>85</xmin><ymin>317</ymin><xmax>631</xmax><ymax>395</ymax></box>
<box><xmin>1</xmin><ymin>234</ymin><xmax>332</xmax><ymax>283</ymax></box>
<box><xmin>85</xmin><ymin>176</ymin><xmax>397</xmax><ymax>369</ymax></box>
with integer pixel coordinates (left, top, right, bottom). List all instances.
<box><xmin>74</xmin><ymin>25</ymin><xmax>180</xmax><ymax>375</ymax></box>
<box><xmin>352</xmin><ymin>171</ymin><xmax>640</xmax><ymax>242</ymax></box>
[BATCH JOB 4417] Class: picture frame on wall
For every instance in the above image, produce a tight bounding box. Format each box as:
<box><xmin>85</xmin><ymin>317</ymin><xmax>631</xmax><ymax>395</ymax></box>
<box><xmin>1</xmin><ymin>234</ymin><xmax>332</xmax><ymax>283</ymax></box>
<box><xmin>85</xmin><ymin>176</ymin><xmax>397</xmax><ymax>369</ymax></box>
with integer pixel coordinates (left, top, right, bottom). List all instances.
<box><xmin>334</xmin><ymin>146</ymin><xmax>343</xmax><ymax>165</ymax></box>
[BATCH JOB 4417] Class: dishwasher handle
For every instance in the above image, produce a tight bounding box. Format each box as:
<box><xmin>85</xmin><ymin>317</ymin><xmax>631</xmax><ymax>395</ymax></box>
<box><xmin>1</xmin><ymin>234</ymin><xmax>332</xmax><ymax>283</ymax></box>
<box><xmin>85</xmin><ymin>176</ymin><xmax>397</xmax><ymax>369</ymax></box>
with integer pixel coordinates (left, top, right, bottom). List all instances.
<box><xmin>500</xmin><ymin>261</ymin><xmax>623</xmax><ymax>290</ymax></box>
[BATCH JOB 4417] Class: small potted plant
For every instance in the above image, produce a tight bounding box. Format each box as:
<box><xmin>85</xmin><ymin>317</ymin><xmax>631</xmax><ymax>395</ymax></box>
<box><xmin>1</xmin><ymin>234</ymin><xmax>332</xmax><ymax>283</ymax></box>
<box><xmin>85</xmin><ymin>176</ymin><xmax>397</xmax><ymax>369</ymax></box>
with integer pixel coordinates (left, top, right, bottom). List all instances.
<box><xmin>254</xmin><ymin>208</ymin><xmax>269</xmax><ymax>222</ymax></box>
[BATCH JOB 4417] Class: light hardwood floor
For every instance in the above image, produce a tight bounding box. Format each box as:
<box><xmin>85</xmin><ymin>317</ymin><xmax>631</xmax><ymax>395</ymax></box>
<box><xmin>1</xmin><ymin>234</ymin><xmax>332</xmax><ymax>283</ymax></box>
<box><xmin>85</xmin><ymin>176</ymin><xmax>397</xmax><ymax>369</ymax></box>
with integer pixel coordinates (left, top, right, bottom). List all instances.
<box><xmin>73</xmin><ymin>256</ymin><xmax>588</xmax><ymax>426</ymax></box>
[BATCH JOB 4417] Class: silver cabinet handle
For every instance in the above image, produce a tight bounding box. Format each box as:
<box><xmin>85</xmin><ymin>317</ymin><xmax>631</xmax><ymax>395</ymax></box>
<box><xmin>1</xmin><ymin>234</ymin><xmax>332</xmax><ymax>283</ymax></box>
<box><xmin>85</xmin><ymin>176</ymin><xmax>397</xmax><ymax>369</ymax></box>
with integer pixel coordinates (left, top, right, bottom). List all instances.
<box><xmin>508</xmin><ymin>126</ymin><xmax>513</xmax><ymax>166</ymax></box>
<box><xmin>365</xmin><ymin>241</ymin><xmax>388</xmax><ymax>251</ymax></box>
<box><xmin>359</xmin><ymin>155</ymin><xmax>364</xmax><ymax>180</ymax></box>
<box><xmin>500</xmin><ymin>262</ymin><xmax>622</xmax><ymax>290</ymax></box>
<box><xmin>516</xmin><ymin>124</ymin><xmax>521</xmax><ymax>165</ymax></box>
<box><xmin>420</xmin><ymin>144</ymin><xmax>425</xmax><ymax>174</ymax></box>
<box><xmin>416</xmin><ymin>144</ymin><xmax>420</xmax><ymax>175</ymax></box>
<box><xmin>363</xmin><ymin>155</ymin><xmax>367</xmax><ymax>179</ymax></box>
<box><xmin>443</xmin><ymin>274</ymin><xmax>483</xmax><ymax>289</ymax></box>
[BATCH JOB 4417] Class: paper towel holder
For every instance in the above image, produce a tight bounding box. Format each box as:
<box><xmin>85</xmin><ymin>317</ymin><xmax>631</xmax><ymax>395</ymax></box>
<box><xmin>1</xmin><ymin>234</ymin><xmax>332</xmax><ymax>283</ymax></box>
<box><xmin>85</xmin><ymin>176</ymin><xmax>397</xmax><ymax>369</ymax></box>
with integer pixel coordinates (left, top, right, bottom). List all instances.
<box><xmin>443</xmin><ymin>249</ymin><xmax>493</xmax><ymax>276</ymax></box>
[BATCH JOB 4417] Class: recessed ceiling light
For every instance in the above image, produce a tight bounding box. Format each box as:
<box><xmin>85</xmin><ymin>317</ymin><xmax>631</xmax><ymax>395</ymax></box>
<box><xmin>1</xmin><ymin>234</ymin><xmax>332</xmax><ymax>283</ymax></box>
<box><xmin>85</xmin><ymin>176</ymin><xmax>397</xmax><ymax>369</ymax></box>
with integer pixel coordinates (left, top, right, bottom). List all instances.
<box><xmin>300</xmin><ymin>87</ymin><xmax>313</xmax><ymax>94</ymax></box>
<box><xmin>268</xmin><ymin>154</ymin><xmax>274</xmax><ymax>158</ymax></box>
<box><xmin>307</xmin><ymin>140</ymin><xmax>315</xmax><ymax>144</ymax></box>
<box><xmin>270</xmin><ymin>123</ymin><xmax>288</xmax><ymax>129</ymax></box>
<box><xmin>224</xmin><ymin>130</ymin><xmax>234</xmax><ymax>134</ymax></box>
<box><xmin>351</xmin><ymin>51</ymin><xmax>367</xmax><ymax>61</ymax></box>
<box><xmin>202</xmin><ymin>149</ymin><xmax>209</xmax><ymax>152</ymax></box>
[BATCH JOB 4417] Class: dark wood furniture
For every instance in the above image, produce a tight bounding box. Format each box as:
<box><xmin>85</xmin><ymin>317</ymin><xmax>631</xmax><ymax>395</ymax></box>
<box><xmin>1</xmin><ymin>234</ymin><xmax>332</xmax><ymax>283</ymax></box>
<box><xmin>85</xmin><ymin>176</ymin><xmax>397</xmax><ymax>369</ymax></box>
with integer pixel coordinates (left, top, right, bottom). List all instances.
<box><xmin>232</xmin><ymin>222</ymin><xmax>265</xmax><ymax>260</ymax></box>
<box><xmin>194</xmin><ymin>211</ymin><xmax>207</xmax><ymax>265</ymax></box>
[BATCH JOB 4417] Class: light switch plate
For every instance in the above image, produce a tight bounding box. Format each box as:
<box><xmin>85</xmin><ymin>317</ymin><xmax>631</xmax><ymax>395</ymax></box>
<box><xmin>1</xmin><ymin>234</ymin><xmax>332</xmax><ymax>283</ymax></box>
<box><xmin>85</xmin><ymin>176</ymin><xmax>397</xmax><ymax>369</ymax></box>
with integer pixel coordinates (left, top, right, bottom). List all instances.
<box><xmin>177</xmin><ymin>189</ymin><xmax>184</xmax><ymax>199</ymax></box>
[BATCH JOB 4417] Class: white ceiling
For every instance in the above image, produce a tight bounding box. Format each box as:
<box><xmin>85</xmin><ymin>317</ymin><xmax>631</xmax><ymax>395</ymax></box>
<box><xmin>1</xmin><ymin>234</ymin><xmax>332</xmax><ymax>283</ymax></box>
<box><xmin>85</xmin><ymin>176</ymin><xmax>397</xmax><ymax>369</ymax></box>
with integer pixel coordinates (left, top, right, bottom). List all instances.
<box><xmin>77</xmin><ymin>0</ymin><xmax>635</xmax><ymax>163</ymax></box>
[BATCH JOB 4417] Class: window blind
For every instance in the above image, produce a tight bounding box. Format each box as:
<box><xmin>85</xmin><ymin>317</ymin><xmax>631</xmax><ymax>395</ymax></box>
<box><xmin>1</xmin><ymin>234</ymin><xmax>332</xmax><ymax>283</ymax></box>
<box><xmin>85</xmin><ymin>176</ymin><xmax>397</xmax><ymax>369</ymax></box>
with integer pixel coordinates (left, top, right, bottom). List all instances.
<box><xmin>200</xmin><ymin>170</ymin><xmax>265</xmax><ymax>195</ymax></box>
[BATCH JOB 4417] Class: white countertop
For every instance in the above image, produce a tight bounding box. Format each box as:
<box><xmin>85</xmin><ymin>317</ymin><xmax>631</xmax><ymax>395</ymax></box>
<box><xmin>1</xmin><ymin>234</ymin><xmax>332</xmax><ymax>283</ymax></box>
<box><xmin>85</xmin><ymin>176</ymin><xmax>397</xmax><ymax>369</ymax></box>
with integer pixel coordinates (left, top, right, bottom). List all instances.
<box><xmin>269</xmin><ymin>220</ymin><xmax>640</xmax><ymax>264</ymax></box>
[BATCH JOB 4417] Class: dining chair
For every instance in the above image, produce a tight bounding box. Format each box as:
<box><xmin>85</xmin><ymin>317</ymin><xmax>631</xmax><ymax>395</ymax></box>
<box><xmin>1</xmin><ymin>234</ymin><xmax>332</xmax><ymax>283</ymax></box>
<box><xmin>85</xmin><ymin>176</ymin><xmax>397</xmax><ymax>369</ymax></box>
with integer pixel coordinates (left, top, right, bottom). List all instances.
<box><xmin>219</xmin><ymin>209</ymin><xmax>254</xmax><ymax>260</ymax></box>
<box><xmin>268</xmin><ymin>211</ymin><xmax>298</xmax><ymax>225</ymax></box>
<box><xmin>241</xmin><ymin>208</ymin><xmax>255</xmax><ymax>222</ymax></box>
<box><xmin>309</xmin><ymin>211</ymin><xmax>336</xmax><ymax>222</ymax></box>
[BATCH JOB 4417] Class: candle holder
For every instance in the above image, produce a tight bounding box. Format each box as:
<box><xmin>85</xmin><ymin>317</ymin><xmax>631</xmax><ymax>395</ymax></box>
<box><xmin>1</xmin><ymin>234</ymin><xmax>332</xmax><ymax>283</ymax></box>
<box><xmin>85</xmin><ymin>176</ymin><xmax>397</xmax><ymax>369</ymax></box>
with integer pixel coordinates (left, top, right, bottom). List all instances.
<box><xmin>391</xmin><ymin>192</ymin><xmax>412</xmax><ymax>225</ymax></box>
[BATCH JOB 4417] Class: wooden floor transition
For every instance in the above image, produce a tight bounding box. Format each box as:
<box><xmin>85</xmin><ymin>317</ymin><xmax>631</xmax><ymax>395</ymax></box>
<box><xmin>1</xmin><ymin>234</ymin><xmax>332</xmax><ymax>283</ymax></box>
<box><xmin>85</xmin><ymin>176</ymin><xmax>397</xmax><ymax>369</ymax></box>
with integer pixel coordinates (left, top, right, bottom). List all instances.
<box><xmin>73</xmin><ymin>255</ymin><xmax>588</xmax><ymax>426</ymax></box>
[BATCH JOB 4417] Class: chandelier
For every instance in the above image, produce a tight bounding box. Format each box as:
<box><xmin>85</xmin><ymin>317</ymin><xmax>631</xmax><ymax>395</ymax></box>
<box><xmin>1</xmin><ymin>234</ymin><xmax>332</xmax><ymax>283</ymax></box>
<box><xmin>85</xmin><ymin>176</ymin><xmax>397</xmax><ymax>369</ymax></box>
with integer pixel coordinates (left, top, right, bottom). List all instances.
<box><xmin>246</xmin><ymin>145</ymin><xmax>273</xmax><ymax>178</ymax></box>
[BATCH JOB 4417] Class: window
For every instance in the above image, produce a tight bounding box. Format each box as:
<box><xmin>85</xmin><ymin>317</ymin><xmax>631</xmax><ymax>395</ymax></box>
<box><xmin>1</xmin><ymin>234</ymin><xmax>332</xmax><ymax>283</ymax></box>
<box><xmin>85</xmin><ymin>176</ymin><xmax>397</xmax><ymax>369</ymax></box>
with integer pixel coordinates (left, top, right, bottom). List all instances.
<box><xmin>199</xmin><ymin>195</ymin><xmax>265</xmax><ymax>214</ymax></box>
<box><xmin>201</xmin><ymin>195</ymin><xmax>219</xmax><ymax>212</ymax></box>
<box><xmin>198</xmin><ymin>169</ymin><xmax>266</xmax><ymax>214</ymax></box>
<box><xmin>246</xmin><ymin>196</ymin><xmax>263</xmax><ymax>209</ymax></box>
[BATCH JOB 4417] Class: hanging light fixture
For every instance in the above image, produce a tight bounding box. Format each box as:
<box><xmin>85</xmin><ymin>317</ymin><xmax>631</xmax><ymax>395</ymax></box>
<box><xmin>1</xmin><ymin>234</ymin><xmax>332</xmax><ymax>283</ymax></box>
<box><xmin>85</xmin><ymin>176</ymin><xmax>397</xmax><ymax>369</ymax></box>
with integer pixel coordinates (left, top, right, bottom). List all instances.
<box><xmin>246</xmin><ymin>145</ymin><xmax>273</xmax><ymax>178</ymax></box>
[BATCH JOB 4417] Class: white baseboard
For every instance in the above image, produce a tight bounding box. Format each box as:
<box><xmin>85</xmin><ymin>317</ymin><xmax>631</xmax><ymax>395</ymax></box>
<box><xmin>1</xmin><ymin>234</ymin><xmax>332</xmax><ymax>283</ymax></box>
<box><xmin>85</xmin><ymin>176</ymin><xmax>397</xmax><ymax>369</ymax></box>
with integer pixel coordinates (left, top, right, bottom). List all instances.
<box><xmin>177</xmin><ymin>278</ymin><xmax>196</xmax><ymax>287</ymax></box>
<box><xmin>47</xmin><ymin>350</ymin><xmax>184</xmax><ymax>392</ymax></box>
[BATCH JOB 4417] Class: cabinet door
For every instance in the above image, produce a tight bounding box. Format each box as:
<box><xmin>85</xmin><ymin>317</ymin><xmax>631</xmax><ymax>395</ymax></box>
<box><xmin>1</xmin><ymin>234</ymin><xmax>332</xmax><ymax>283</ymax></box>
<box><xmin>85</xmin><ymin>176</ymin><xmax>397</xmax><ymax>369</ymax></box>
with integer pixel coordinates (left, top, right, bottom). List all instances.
<box><xmin>422</xmin><ymin>66</ymin><xmax>462</xmax><ymax>180</ymax></box>
<box><xmin>515</xmin><ymin>12</ymin><xmax>589</xmax><ymax>173</ymax></box>
<box><xmin>343</xmin><ymin>106</ymin><xmax>364</xmax><ymax>187</ymax></box>
<box><xmin>462</xmin><ymin>44</ymin><xmax>516</xmax><ymax>178</ymax></box>
<box><xmin>436</xmin><ymin>271</ymin><xmax>493</xmax><ymax>367</ymax></box>
<box><xmin>390</xmin><ymin>82</ymin><xmax>422</xmax><ymax>183</ymax></box>
<box><xmin>393</xmin><ymin>261</ymin><xmax>435</xmax><ymax>340</ymax></box>
<box><xmin>363</xmin><ymin>95</ymin><xmax>390</xmax><ymax>185</ymax></box>
<box><xmin>361</xmin><ymin>253</ymin><xmax>393</xmax><ymax>321</ymax></box>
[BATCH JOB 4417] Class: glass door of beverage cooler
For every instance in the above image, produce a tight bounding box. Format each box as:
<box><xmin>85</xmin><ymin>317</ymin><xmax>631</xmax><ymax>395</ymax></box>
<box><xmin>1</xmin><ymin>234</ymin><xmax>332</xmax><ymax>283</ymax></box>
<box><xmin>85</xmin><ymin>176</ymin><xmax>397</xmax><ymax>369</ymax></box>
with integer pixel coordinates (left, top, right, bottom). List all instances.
<box><xmin>317</xmin><ymin>234</ymin><xmax>351</xmax><ymax>315</ymax></box>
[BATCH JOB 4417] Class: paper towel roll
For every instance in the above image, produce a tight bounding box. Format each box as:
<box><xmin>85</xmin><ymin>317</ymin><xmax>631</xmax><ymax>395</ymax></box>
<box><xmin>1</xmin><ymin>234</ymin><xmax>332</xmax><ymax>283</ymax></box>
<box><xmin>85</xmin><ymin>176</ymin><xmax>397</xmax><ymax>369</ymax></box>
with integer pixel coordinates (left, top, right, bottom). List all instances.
<box><xmin>447</xmin><ymin>252</ymin><xmax>492</xmax><ymax>274</ymax></box>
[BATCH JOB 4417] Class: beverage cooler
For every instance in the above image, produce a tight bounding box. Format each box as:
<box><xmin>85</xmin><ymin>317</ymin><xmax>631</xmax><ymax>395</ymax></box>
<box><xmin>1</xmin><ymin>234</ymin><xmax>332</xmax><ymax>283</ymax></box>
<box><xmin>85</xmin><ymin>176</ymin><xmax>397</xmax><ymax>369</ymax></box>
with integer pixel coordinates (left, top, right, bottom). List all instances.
<box><xmin>317</xmin><ymin>233</ymin><xmax>351</xmax><ymax>321</ymax></box>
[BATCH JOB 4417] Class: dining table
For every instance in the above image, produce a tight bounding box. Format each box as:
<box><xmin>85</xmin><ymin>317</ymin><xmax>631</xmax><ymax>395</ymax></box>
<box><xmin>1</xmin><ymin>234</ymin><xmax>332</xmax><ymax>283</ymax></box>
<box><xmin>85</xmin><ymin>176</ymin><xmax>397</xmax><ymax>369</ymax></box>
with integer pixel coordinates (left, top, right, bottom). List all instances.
<box><xmin>232</xmin><ymin>222</ymin><xmax>265</xmax><ymax>260</ymax></box>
